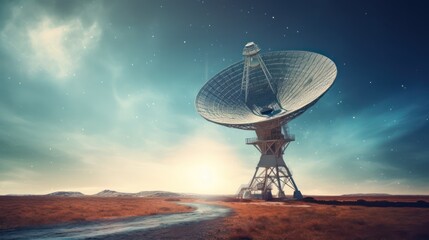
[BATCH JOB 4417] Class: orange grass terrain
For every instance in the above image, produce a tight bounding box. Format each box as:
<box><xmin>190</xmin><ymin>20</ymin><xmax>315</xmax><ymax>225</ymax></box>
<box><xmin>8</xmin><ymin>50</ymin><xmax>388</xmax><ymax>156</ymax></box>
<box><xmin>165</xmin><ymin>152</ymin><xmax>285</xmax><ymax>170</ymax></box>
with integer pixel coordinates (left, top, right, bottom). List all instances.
<box><xmin>1</xmin><ymin>196</ymin><xmax>429</xmax><ymax>240</ymax></box>
<box><xmin>0</xmin><ymin>196</ymin><xmax>192</xmax><ymax>230</ymax></box>
<box><xmin>307</xmin><ymin>195</ymin><xmax>429</xmax><ymax>202</ymax></box>
<box><xmin>207</xmin><ymin>197</ymin><xmax>429</xmax><ymax>240</ymax></box>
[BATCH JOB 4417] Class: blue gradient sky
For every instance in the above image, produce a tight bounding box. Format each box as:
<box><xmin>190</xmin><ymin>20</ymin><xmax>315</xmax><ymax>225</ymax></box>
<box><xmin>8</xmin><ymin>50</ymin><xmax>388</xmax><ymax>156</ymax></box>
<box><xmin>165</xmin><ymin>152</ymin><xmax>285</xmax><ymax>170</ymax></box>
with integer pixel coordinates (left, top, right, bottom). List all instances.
<box><xmin>0</xmin><ymin>0</ymin><xmax>428</xmax><ymax>195</ymax></box>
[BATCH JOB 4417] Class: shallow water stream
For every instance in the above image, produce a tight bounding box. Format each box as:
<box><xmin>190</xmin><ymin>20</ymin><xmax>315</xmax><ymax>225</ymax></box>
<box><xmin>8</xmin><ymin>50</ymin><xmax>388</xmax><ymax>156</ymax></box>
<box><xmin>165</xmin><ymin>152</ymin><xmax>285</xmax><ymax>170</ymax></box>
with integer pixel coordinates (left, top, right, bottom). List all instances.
<box><xmin>0</xmin><ymin>202</ymin><xmax>230</xmax><ymax>239</ymax></box>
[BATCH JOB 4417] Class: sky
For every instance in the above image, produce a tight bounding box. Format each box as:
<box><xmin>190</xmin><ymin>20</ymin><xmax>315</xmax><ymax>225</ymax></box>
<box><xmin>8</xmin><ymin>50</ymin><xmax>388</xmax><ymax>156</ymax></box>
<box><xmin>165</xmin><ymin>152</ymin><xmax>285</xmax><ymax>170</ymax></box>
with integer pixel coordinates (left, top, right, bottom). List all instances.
<box><xmin>0</xmin><ymin>0</ymin><xmax>428</xmax><ymax>195</ymax></box>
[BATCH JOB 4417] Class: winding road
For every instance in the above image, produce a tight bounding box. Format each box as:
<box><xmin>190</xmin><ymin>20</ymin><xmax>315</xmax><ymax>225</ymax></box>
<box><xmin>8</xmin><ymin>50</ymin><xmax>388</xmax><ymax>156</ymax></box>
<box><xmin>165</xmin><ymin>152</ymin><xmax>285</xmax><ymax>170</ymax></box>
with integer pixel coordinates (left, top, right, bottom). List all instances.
<box><xmin>0</xmin><ymin>202</ymin><xmax>230</xmax><ymax>240</ymax></box>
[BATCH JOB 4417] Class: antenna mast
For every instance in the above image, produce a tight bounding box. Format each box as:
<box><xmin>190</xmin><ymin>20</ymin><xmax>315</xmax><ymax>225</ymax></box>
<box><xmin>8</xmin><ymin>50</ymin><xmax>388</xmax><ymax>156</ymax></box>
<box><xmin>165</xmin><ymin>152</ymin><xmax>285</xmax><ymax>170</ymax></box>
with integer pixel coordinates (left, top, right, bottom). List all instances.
<box><xmin>241</xmin><ymin>42</ymin><xmax>275</xmax><ymax>102</ymax></box>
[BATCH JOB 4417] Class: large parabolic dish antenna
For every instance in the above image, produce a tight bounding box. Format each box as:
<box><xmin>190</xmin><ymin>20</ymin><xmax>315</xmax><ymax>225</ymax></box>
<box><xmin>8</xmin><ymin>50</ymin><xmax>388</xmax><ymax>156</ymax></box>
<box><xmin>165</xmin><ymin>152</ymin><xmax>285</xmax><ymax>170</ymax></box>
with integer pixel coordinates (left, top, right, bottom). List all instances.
<box><xmin>196</xmin><ymin>42</ymin><xmax>337</xmax><ymax>200</ymax></box>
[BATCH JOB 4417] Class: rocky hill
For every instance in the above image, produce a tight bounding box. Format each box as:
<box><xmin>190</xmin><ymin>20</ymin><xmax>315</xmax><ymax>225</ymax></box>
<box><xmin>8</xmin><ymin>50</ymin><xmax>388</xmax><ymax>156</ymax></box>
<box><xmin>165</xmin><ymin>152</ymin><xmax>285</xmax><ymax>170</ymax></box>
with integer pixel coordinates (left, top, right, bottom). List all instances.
<box><xmin>94</xmin><ymin>190</ymin><xmax>131</xmax><ymax>197</ymax></box>
<box><xmin>47</xmin><ymin>191</ymin><xmax>85</xmax><ymax>197</ymax></box>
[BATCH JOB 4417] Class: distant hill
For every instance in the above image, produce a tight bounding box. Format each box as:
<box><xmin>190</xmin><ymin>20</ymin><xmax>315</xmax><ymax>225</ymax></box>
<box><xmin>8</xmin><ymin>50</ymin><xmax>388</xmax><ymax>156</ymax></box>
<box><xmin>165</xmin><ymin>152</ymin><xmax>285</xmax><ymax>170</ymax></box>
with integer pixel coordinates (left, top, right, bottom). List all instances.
<box><xmin>135</xmin><ymin>191</ymin><xmax>181</xmax><ymax>198</ymax></box>
<box><xmin>3</xmin><ymin>190</ymin><xmax>183</xmax><ymax>197</ymax></box>
<box><xmin>47</xmin><ymin>191</ymin><xmax>85</xmax><ymax>197</ymax></box>
<box><xmin>94</xmin><ymin>190</ymin><xmax>182</xmax><ymax>198</ymax></box>
<box><xmin>94</xmin><ymin>189</ymin><xmax>131</xmax><ymax>197</ymax></box>
<box><xmin>341</xmin><ymin>193</ymin><xmax>391</xmax><ymax>197</ymax></box>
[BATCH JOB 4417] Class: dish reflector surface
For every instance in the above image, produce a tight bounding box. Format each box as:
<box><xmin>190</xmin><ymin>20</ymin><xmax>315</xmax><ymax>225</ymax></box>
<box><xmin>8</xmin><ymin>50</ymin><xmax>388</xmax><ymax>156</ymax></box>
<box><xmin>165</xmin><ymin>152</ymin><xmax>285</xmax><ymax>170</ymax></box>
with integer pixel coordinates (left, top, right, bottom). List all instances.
<box><xmin>196</xmin><ymin>51</ymin><xmax>337</xmax><ymax>130</ymax></box>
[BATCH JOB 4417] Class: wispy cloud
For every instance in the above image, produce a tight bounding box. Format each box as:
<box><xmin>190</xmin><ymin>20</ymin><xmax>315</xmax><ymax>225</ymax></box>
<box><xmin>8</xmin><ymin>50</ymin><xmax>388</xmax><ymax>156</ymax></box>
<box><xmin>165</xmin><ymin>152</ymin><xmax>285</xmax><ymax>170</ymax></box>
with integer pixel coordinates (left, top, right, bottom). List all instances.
<box><xmin>0</xmin><ymin>3</ymin><xmax>101</xmax><ymax>81</ymax></box>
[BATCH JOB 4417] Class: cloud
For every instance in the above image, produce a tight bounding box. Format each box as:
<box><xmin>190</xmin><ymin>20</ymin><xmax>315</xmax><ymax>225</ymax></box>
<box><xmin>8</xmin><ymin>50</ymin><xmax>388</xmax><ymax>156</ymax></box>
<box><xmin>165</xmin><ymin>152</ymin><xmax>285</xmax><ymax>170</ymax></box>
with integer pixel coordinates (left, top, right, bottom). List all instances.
<box><xmin>0</xmin><ymin>3</ymin><xmax>101</xmax><ymax>81</ymax></box>
<box><xmin>28</xmin><ymin>18</ymin><xmax>101</xmax><ymax>79</ymax></box>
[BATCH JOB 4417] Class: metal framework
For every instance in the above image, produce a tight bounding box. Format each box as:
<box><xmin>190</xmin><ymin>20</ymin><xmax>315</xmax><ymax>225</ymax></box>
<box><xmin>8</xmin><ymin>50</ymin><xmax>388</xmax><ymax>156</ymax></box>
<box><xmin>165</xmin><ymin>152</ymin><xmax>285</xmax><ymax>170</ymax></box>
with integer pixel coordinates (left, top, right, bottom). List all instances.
<box><xmin>237</xmin><ymin>125</ymin><xmax>303</xmax><ymax>200</ymax></box>
<box><xmin>195</xmin><ymin>42</ymin><xmax>337</xmax><ymax>200</ymax></box>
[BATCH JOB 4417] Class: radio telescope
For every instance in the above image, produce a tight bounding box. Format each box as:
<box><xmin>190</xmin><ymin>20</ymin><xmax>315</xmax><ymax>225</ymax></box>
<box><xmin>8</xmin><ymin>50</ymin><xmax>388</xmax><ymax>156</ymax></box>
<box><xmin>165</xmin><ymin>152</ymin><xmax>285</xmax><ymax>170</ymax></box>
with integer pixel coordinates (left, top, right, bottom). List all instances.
<box><xmin>196</xmin><ymin>42</ymin><xmax>337</xmax><ymax>200</ymax></box>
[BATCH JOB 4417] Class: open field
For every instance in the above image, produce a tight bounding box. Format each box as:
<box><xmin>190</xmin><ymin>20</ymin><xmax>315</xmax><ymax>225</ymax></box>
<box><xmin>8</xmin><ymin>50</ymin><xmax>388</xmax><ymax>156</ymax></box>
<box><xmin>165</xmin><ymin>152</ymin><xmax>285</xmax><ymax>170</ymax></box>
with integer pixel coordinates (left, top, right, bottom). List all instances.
<box><xmin>1</xmin><ymin>195</ymin><xmax>429</xmax><ymax>239</ymax></box>
<box><xmin>211</xmin><ymin>198</ymin><xmax>429</xmax><ymax>240</ymax></box>
<box><xmin>307</xmin><ymin>195</ymin><xmax>429</xmax><ymax>202</ymax></box>
<box><xmin>0</xmin><ymin>196</ymin><xmax>192</xmax><ymax>230</ymax></box>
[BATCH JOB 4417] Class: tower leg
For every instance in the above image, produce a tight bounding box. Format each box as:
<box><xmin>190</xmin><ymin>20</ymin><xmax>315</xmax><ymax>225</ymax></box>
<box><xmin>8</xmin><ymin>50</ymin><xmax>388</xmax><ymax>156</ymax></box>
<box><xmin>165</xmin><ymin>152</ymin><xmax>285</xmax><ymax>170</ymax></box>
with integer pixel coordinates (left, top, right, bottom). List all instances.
<box><xmin>283</xmin><ymin>164</ymin><xmax>303</xmax><ymax>199</ymax></box>
<box><xmin>275</xmin><ymin>165</ymin><xmax>286</xmax><ymax>198</ymax></box>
